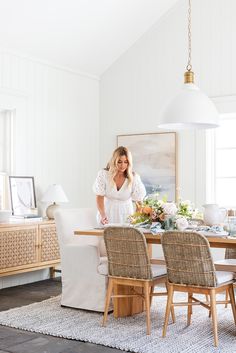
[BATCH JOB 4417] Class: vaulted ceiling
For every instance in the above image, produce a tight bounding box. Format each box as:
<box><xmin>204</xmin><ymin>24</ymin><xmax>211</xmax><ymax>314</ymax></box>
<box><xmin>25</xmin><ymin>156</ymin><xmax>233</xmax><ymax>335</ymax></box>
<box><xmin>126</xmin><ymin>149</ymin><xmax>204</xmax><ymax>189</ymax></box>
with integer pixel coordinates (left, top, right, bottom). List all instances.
<box><xmin>0</xmin><ymin>0</ymin><xmax>178</xmax><ymax>77</ymax></box>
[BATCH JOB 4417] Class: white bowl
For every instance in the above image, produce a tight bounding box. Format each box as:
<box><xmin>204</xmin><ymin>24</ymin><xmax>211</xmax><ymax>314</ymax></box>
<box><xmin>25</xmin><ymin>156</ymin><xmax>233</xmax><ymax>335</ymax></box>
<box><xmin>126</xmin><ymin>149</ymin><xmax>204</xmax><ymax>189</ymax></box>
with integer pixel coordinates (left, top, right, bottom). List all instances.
<box><xmin>0</xmin><ymin>210</ymin><xmax>12</xmax><ymax>223</ymax></box>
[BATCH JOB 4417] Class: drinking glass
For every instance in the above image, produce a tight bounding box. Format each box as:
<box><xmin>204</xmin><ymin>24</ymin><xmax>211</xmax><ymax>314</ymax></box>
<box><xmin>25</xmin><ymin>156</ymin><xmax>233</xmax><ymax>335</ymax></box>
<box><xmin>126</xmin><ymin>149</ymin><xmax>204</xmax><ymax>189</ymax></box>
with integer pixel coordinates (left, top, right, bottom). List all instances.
<box><xmin>228</xmin><ymin>216</ymin><xmax>236</xmax><ymax>237</ymax></box>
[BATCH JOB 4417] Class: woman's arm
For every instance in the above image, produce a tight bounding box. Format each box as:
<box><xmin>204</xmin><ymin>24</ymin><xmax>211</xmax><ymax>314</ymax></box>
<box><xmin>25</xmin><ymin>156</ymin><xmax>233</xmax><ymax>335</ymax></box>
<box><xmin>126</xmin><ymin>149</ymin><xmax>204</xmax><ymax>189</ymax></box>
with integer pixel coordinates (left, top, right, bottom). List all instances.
<box><xmin>96</xmin><ymin>195</ymin><xmax>108</xmax><ymax>224</ymax></box>
<box><xmin>131</xmin><ymin>174</ymin><xmax>146</xmax><ymax>202</ymax></box>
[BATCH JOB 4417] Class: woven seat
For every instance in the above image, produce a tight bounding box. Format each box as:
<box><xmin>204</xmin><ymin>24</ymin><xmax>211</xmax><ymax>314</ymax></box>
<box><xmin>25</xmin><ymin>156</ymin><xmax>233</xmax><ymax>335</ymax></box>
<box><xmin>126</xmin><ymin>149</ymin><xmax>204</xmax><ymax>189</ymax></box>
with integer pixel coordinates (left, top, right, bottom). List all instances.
<box><xmin>161</xmin><ymin>231</ymin><xmax>236</xmax><ymax>347</ymax></box>
<box><xmin>102</xmin><ymin>226</ymin><xmax>174</xmax><ymax>335</ymax></box>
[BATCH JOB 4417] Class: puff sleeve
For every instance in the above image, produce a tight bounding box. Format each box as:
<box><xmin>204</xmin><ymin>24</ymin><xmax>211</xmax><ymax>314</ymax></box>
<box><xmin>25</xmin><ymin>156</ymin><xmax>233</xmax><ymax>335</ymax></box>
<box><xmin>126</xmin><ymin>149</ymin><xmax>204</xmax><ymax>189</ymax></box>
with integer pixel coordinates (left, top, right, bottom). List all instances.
<box><xmin>93</xmin><ymin>170</ymin><xmax>107</xmax><ymax>196</ymax></box>
<box><xmin>131</xmin><ymin>174</ymin><xmax>146</xmax><ymax>201</ymax></box>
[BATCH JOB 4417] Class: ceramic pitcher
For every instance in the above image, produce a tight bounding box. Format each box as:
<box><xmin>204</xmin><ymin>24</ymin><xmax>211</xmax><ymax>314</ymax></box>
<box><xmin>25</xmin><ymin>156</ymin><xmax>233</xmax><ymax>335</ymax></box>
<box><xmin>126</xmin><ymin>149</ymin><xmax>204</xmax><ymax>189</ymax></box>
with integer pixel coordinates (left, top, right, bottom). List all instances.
<box><xmin>203</xmin><ymin>204</ymin><xmax>227</xmax><ymax>226</ymax></box>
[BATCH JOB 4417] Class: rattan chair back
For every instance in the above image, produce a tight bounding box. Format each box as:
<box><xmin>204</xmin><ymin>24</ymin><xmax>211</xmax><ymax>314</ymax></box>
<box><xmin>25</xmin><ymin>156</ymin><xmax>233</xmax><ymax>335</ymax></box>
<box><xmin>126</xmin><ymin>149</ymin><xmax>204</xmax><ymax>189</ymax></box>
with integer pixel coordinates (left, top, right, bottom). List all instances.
<box><xmin>104</xmin><ymin>227</ymin><xmax>152</xmax><ymax>280</ymax></box>
<box><xmin>161</xmin><ymin>231</ymin><xmax>217</xmax><ymax>287</ymax></box>
<box><xmin>225</xmin><ymin>247</ymin><xmax>236</xmax><ymax>259</ymax></box>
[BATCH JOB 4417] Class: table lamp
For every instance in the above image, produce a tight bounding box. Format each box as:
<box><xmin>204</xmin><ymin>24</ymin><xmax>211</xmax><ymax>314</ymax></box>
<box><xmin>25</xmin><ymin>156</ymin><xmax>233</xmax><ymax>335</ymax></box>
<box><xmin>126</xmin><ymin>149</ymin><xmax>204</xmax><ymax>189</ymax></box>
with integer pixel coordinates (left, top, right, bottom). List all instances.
<box><xmin>41</xmin><ymin>184</ymin><xmax>68</xmax><ymax>219</ymax></box>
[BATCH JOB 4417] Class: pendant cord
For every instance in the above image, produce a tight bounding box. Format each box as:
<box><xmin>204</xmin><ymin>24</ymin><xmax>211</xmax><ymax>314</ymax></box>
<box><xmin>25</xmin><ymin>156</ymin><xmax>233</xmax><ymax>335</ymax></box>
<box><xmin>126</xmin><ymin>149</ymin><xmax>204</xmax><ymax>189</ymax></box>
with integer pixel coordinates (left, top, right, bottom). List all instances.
<box><xmin>186</xmin><ymin>0</ymin><xmax>192</xmax><ymax>71</ymax></box>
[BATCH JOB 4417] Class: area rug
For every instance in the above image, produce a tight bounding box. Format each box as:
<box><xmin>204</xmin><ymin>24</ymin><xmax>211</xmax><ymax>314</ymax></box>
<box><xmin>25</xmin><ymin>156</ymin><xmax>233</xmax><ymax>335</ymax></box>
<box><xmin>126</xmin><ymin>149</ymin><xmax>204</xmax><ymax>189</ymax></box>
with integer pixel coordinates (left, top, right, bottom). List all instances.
<box><xmin>0</xmin><ymin>294</ymin><xmax>235</xmax><ymax>353</ymax></box>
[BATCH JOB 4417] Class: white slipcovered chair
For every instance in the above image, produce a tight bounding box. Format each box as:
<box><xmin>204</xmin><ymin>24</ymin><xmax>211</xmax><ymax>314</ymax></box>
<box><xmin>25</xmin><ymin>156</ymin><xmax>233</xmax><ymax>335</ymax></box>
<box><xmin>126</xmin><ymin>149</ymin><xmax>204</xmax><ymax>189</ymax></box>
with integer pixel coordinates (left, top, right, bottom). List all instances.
<box><xmin>54</xmin><ymin>208</ymin><xmax>108</xmax><ymax>312</ymax></box>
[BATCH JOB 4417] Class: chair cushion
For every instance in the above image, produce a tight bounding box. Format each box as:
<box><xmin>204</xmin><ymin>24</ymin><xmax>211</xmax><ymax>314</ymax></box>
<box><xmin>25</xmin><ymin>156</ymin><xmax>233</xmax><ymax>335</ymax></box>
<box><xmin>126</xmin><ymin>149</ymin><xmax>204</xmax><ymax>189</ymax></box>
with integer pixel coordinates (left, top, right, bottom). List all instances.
<box><xmin>97</xmin><ymin>256</ymin><xmax>108</xmax><ymax>275</ymax></box>
<box><xmin>151</xmin><ymin>264</ymin><xmax>167</xmax><ymax>278</ymax></box>
<box><xmin>98</xmin><ymin>262</ymin><xmax>167</xmax><ymax>278</ymax></box>
<box><xmin>216</xmin><ymin>271</ymin><xmax>234</xmax><ymax>285</ymax></box>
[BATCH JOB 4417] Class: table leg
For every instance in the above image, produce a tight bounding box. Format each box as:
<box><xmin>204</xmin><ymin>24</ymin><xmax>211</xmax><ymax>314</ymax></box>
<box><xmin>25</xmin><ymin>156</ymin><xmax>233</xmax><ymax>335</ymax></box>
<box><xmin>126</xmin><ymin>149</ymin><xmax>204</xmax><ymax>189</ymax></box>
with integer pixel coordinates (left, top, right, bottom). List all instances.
<box><xmin>113</xmin><ymin>284</ymin><xmax>144</xmax><ymax>318</ymax></box>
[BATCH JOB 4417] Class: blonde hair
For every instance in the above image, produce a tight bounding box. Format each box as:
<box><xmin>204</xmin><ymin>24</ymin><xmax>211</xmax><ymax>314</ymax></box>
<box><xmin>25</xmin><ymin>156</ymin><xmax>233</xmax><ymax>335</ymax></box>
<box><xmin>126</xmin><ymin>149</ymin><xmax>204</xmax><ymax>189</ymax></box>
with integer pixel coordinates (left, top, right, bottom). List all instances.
<box><xmin>106</xmin><ymin>146</ymin><xmax>133</xmax><ymax>185</ymax></box>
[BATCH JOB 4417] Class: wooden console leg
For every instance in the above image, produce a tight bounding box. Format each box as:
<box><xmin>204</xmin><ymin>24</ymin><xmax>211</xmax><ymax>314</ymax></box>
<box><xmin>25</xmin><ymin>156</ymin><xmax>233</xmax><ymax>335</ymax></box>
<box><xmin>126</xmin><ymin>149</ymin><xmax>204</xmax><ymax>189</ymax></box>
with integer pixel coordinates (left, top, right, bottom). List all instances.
<box><xmin>50</xmin><ymin>267</ymin><xmax>55</xmax><ymax>278</ymax></box>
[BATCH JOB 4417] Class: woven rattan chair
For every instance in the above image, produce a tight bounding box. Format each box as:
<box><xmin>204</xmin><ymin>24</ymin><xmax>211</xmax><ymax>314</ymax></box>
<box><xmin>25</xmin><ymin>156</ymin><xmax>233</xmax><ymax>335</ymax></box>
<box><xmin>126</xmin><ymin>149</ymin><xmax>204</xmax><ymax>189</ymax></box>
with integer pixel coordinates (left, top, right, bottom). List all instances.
<box><xmin>102</xmin><ymin>226</ymin><xmax>174</xmax><ymax>335</ymax></box>
<box><xmin>225</xmin><ymin>247</ymin><xmax>236</xmax><ymax>259</ymax></box>
<box><xmin>214</xmin><ymin>248</ymin><xmax>236</xmax><ymax>308</ymax></box>
<box><xmin>225</xmin><ymin>248</ymin><xmax>236</xmax><ymax>303</ymax></box>
<box><xmin>161</xmin><ymin>231</ymin><xmax>236</xmax><ymax>347</ymax></box>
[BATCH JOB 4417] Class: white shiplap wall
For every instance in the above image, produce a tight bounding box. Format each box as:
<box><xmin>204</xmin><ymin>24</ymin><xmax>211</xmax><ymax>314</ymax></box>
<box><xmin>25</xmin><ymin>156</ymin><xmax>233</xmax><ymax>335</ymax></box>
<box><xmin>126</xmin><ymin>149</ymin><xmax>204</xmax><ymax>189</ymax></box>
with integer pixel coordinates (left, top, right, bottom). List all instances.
<box><xmin>0</xmin><ymin>52</ymin><xmax>99</xmax><ymax>288</ymax></box>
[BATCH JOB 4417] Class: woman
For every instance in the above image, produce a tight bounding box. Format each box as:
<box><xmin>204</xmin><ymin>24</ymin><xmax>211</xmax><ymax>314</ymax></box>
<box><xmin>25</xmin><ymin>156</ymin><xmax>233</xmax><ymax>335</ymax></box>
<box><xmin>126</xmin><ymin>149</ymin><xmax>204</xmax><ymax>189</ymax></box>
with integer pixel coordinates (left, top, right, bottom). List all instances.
<box><xmin>93</xmin><ymin>146</ymin><xmax>146</xmax><ymax>225</ymax></box>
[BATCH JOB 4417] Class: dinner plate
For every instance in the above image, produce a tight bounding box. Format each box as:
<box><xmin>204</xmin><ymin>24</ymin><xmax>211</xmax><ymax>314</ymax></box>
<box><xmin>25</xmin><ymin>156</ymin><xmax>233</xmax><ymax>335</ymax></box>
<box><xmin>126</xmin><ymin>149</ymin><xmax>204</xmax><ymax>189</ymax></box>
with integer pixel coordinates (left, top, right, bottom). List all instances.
<box><xmin>104</xmin><ymin>223</ymin><xmax>131</xmax><ymax>227</ymax></box>
<box><xmin>137</xmin><ymin>228</ymin><xmax>165</xmax><ymax>234</ymax></box>
<box><xmin>198</xmin><ymin>231</ymin><xmax>228</xmax><ymax>237</ymax></box>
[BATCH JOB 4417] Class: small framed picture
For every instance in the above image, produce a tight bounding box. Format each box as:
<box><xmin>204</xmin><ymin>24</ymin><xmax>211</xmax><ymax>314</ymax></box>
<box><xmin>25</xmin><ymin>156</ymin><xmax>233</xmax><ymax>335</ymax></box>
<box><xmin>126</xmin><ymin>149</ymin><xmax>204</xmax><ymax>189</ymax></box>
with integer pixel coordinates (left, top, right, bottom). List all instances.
<box><xmin>9</xmin><ymin>176</ymin><xmax>37</xmax><ymax>216</ymax></box>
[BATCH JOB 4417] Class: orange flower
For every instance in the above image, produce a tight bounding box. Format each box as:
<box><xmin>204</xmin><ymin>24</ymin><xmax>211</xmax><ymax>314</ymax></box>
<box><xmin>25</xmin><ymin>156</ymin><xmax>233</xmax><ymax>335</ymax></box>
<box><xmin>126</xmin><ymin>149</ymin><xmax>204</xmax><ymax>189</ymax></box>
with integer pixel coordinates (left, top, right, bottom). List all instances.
<box><xmin>142</xmin><ymin>206</ymin><xmax>152</xmax><ymax>215</ymax></box>
<box><xmin>159</xmin><ymin>213</ymin><xmax>165</xmax><ymax>221</ymax></box>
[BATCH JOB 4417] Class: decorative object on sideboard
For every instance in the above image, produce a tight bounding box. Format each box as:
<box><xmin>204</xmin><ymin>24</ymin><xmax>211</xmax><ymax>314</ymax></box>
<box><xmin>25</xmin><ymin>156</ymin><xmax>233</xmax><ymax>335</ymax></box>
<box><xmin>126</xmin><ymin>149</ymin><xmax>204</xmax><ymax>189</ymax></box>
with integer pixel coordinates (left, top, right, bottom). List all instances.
<box><xmin>41</xmin><ymin>184</ymin><xmax>68</xmax><ymax>219</ymax></box>
<box><xmin>9</xmin><ymin>176</ymin><xmax>38</xmax><ymax>216</ymax></box>
<box><xmin>158</xmin><ymin>0</ymin><xmax>219</xmax><ymax>130</ymax></box>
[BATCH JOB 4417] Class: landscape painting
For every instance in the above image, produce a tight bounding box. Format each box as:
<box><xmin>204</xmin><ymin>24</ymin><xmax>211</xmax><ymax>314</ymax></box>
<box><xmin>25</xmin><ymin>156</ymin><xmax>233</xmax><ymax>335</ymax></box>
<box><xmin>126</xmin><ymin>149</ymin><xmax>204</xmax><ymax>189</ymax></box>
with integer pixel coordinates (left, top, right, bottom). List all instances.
<box><xmin>117</xmin><ymin>132</ymin><xmax>177</xmax><ymax>201</ymax></box>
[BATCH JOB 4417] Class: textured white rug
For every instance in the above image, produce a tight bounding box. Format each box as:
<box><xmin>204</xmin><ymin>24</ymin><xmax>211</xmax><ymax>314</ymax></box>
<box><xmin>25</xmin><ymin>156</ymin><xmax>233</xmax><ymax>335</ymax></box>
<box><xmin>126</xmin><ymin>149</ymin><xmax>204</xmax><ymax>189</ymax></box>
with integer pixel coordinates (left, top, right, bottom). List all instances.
<box><xmin>0</xmin><ymin>294</ymin><xmax>235</xmax><ymax>353</ymax></box>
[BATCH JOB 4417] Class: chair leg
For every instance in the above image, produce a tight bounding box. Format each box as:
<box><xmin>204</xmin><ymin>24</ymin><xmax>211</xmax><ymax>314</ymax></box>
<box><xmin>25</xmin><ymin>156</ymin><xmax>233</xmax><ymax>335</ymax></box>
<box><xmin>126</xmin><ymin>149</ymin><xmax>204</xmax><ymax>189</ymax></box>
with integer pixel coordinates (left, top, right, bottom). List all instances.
<box><xmin>150</xmin><ymin>285</ymin><xmax>154</xmax><ymax>306</ymax></box>
<box><xmin>170</xmin><ymin>303</ymin><xmax>176</xmax><ymax>324</ymax></box>
<box><xmin>102</xmin><ymin>278</ymin><xmax>113</xmax><ymax>326</ymax></box>
<box><xmin>165</xmin><ymin>282</ymin><xmax>175</xmax><ymax>323</ymax></box>
<box><xmin>187</xmin><ymin>293</ymin><xmax>192</xmax><ymax>326</ymax></box>
<box><xmin>228</xmin><ymin>284</ymin><xmax>236</xmax><ymax>325</ymax></box>
<box><xmin>210</xmin><ymin>289</ymin><xmax>218</xmax><ymax>347</ymax></box>
<box><xmin>162</xmin><ymin>284</ymin><xmax>174</xmax><ymax>338</ymax></box>
<box><xmin>225</xmin><ymin>289</ymin><xmax>229</xmax><ymax>308</ymax></box>
<box><xmin>144</xmin><ymin>282</ymin><xmax>151</xmax><ymax>335</ymax></box>
<box><xmin>206</xmin><ymin>294</ymin><xmax>211</xmax><ymax>318</ymax></box>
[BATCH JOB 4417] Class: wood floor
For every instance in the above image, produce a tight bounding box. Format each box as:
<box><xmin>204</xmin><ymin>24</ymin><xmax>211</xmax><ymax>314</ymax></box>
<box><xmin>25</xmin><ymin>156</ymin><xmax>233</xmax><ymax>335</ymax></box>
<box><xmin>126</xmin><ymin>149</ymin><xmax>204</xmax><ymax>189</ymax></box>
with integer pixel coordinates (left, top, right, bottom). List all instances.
<box><xmin>0</xmin><ymin>278</ymin><xmax>121</xmax><ymax>353</ymax></box>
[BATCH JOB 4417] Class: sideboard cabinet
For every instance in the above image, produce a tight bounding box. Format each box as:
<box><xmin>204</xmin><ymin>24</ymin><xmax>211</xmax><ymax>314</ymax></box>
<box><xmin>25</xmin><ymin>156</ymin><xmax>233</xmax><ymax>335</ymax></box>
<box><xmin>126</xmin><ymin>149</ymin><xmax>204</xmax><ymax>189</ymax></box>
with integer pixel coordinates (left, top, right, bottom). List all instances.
<box><xmin>0</xmin><ymin>220</ymin><xmax>60</xmax><ymax>277</ymax></box>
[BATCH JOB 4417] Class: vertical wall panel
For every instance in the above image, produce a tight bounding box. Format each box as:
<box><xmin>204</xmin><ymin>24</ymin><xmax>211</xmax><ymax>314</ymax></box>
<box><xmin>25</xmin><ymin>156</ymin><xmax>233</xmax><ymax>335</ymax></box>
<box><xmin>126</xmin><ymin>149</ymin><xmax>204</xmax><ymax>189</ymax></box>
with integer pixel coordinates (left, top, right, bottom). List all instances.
<box><xmin>0</xmin><ymin>51</ymin><xmax>99</xmax><ymax>289</ymax></box>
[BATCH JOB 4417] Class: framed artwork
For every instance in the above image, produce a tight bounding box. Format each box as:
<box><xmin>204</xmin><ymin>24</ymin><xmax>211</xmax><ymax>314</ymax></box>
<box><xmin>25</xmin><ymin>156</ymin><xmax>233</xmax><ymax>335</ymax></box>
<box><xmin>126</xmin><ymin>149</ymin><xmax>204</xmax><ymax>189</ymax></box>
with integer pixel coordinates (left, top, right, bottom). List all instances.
<box><xmin>117</xmin><ymin>132</ymin><xmax>177</xmax><ymax>201</ymax></box>
<box><xmin>9</xmin><ymin>176</ymin><xmax>37</xmax><ymax>216</ymax></box>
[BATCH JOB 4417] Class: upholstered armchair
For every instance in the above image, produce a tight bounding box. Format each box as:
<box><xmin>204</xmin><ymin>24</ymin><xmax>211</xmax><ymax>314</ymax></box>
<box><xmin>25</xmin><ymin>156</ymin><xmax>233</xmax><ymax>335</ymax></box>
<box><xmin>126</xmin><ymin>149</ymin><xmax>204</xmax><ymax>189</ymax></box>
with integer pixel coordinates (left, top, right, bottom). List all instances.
<box><xmin>54</xmin><ymin>208</ymin><xmax>108</xmax><ymax>312</ymax></box>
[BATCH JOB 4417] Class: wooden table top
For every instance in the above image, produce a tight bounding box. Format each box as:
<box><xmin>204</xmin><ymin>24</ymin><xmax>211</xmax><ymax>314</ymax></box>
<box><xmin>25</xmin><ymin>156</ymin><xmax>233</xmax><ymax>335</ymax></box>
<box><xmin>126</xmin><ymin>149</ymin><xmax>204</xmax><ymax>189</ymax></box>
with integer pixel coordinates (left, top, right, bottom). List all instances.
<box><xmin>74</xmin><ymin>228</ymin><xmax>236</xmax><ymax>249</ymax></box>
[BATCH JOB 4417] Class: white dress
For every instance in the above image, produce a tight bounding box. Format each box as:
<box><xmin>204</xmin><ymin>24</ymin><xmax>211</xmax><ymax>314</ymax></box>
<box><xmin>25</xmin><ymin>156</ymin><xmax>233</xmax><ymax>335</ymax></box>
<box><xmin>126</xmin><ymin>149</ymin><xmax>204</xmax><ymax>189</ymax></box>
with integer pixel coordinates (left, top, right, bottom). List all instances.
<box><xmin>93</xmin><ymin>169</ymin><xmax>146</xmax><ymax>224</ymax></box>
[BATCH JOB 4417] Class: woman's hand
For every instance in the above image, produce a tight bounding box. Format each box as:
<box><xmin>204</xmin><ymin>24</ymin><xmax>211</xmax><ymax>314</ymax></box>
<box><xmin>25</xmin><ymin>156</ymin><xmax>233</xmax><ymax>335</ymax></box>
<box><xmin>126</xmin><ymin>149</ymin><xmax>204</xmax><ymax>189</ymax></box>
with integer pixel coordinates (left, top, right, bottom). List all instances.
<box><xmin>96</xmin><ymin>195</ymin><xmax>108</xmax><ymax>225</ymax></box>
<box><xmin>101</xmin><ymin>216</ymin><xmax>108</xmax><ymax>225</ymax></box>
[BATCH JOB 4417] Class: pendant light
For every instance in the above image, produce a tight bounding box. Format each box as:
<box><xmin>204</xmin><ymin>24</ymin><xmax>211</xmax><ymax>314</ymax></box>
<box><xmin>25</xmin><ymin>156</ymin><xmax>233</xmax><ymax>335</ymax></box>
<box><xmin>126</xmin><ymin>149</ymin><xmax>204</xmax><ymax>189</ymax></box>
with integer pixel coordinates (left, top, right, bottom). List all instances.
<box><xmin>158</xmin><ymin>0</ymin><xmax>219</xmax><ymax>130</ymax></box>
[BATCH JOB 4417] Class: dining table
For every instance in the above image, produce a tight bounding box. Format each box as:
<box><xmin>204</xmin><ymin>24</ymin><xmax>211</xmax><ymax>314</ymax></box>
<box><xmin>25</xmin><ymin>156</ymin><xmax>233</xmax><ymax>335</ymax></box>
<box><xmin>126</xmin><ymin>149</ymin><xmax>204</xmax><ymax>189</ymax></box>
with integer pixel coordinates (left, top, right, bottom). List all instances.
<box><xmin>74</xmin><ymin>228</ymin><xmax>236</xmax><ymax>317</ymax></box>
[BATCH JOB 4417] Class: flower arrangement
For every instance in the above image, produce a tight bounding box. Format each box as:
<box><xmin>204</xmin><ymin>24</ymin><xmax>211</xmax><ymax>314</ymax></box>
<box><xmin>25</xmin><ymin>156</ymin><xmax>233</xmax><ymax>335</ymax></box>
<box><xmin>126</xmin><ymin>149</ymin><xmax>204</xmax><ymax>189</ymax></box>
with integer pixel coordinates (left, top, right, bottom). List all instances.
<box><xmin>129</xmin><ymin>194</ymin><xmax>197</xmax><ymax>230</ymax></box>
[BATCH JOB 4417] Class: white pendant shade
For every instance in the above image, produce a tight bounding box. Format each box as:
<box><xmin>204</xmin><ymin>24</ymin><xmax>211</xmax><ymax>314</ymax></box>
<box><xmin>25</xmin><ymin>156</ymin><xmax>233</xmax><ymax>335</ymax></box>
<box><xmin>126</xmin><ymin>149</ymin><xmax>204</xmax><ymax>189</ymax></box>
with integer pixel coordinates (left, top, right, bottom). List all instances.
<box><xmin>158</xmin><ymin>83</ymin><xmax>219</xmax><ymax>130</ymax></box>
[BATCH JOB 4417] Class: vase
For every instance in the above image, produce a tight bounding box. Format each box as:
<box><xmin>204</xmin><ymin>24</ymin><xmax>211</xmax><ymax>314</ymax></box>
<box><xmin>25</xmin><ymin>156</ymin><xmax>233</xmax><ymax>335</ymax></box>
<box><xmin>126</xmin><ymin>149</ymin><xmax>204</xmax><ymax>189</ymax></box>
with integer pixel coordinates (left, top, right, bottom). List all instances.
<box><xmin>203</xmin><ymin>204</ymin><xmax>227</xmax><ymax>226</ymax></box>
<box><xmin>163</xmin><ymin>216</ymin><xmax>174</xmax><ymax>230</ymax></box>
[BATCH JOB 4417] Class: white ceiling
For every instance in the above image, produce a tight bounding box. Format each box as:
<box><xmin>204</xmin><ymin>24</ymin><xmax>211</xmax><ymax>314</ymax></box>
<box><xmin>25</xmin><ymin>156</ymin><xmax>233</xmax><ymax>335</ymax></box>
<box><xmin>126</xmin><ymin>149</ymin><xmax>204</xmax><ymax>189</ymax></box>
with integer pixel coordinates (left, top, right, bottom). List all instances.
<box><xmin>0</xmin><ymin>0</ymin><xmax>178</xmax><ymax>77</ymax></box>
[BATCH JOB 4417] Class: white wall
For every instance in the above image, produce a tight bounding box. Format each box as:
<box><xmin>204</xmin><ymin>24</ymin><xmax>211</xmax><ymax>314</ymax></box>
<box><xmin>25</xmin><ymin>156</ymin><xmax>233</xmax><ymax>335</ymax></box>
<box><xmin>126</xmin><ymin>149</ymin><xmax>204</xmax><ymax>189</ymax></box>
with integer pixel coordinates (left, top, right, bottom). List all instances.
<box><xmin>0</xmin><ymin>51</ymin><xmax>99</xmax><ymax>209</ymax></box>
<box><xmin>100</xmin><ymin>0</ymin><xmax>236</xmax><ymax>209</ymax></box>
<box><xmin>0</xmin><ymin>51</ymin><xmax>99</xmax><ymax>288</ymax></box>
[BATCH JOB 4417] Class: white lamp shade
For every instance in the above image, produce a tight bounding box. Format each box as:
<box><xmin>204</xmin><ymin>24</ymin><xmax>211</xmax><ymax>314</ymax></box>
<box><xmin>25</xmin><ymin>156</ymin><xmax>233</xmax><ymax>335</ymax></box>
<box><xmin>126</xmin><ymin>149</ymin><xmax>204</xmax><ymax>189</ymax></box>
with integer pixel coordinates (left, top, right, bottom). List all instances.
<box><xmin>41</xmin><ymin>184</ymin><xmax>68</xmax><ymax>203</ymax></box>
<box><xmin>158</xmin><ymin>83</ymin><xmax>219</xmax><ymax>130</ymax></box>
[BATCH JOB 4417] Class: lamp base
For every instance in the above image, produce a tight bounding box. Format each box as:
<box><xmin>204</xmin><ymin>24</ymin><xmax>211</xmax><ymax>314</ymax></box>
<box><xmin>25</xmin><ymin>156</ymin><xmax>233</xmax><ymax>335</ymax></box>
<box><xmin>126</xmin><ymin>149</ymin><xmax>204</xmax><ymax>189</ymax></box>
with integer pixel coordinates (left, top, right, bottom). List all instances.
<box><xmin>46</xmin><ymin>203</ymin><xmax>60</xmax><ymax>220</ymax></box>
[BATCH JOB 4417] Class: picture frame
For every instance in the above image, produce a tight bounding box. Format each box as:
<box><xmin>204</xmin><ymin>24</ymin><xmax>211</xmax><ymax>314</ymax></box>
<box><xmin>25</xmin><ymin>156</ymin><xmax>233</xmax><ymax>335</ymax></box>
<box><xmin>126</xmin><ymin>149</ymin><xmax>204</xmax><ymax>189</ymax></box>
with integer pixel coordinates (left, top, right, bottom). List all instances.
<box><xmin>9</xmin><ymin>176</ymin><xmax>37</xmax><ymax>216</ymax></box>
<box><xmin>117</xmin><ymin>132</ymin><xmax>177</xmax><ymax>201</ymax></box>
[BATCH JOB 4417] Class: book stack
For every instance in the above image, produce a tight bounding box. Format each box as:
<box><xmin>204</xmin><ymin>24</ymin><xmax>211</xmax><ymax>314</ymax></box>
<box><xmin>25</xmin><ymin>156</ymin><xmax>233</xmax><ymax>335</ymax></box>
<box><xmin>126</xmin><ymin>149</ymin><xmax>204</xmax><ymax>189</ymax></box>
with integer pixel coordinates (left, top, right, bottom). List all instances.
<box><xmin>11</xmin><ymin>214</ymin><xmax>43</xmax><ymax>222</ymax></box>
